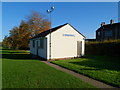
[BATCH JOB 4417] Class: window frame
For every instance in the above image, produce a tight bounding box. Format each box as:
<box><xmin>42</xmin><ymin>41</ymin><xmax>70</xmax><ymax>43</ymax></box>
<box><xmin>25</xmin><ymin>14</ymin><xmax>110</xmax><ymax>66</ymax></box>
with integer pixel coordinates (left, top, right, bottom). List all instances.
<box><xmin>40</xmin><ymin>39</ymin><xmax>44</xmax><ymax>49</ymax></box>
<box><xmin>98</xmin><ymin>31</ymin><xmax>100</xmax><ymax>36</ymax></box>
<box><xmin>32</xmin><ymin>40</ymin><xmax>35</xmax><ymax>48</ymax></box>
<box><xmin>104</xmin><ymin>30</ymin><xmax>112</xmax><ymax>37</ymax></box>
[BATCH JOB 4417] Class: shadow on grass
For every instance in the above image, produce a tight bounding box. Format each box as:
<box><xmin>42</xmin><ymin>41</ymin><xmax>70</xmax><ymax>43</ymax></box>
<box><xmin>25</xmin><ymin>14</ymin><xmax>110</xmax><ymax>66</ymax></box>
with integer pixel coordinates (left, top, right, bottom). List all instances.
<box><xmin>2</xmin><ymin>51</ymin><xmax>46</xmax><ymax>61</ymax></box>
<box><xmin>69</xmin><ymin>57</ymin><xmax>120</xmax><ymax>71</ymax></box>
<box><xmin>2</xmin><ymin>50</ymin><xmax>29</xmax><ymax>54</ymax></box>
<box><xmin>2</xmin><ymin>54</ymin><xmax>32</xmax><ymax>60</ymax></box>
<box><xmin>79</xmin><ymin>68</ymin><xmax>101</xmax><ymax>70</ymax></box>
<box><xmin>2</xmin><ymin>51</ymin><xmax>25</xmax><ymax>54</ymax></box>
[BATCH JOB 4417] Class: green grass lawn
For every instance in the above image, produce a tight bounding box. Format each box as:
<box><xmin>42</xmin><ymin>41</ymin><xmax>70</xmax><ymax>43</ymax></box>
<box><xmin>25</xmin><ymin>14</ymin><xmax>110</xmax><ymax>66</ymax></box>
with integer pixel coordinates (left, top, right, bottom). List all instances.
<box><xmin>0</xmin><ymin>47</ymin><xmax>2</xmax><ymax>89</ymax></box>
<box><xmin>51</xmin><ymin>56</ymin><xmax>120</xmax><ymax>87</ymax></box>
<box><xmin>2</xmin><ymin>49</ymin><xmax>95</xmax><ymax>88</ymax></box>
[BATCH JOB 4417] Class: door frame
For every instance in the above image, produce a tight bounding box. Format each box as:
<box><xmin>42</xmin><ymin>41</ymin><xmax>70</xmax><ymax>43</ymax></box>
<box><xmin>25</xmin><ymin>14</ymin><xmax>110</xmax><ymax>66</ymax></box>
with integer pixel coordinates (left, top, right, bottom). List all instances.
<box><xmin>77</xmin><ymin>41</ymin><xmax>82</xmax><ymax>57</ymax></box>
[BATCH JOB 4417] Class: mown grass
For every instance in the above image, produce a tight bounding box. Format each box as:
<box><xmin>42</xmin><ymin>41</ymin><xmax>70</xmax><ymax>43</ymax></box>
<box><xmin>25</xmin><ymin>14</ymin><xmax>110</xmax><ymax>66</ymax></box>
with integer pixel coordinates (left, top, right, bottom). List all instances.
<box><xmin>0</xmin><ymin>47</ymin><xmax>2</xmax><ymax>90</ymax></box>
<box><xmin>2</xmin><ymin>49</ymin><xmax>95</xmax><ymax>88</ymax></box>
<box><xmin>51</xmin><ymin>56</ymin><xmax>120</xmax><ymax>87</ymax></box>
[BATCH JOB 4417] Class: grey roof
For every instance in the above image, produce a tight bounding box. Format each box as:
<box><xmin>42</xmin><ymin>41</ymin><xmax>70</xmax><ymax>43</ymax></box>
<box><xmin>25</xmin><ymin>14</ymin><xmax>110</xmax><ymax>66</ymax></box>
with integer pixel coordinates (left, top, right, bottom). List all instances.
<box><xmin>96</xmin><ymin>22</ymin><xmax>120</xmax><ymax>32</ymax></box>
<box><xmin>30</xmin><ymin>23</ymin><xmax>85</xmax><ymax>39</ymax></box>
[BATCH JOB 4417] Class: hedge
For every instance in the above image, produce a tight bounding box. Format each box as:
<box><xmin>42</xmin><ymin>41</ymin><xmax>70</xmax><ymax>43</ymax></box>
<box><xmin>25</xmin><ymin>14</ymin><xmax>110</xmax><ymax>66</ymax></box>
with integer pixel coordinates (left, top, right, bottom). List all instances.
<box><xmin>85</xmin><ymin>40</ymin><xmax>120</xmax><ymax>56</ymax></box>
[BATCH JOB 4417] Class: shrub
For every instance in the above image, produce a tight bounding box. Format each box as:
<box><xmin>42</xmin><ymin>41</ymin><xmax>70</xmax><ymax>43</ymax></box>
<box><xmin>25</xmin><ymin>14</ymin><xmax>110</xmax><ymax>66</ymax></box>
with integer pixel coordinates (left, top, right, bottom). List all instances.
<box><xmin>85</xmin><ymin>40</ymin><xmax>120</xmax><ymax>56</ymax></box>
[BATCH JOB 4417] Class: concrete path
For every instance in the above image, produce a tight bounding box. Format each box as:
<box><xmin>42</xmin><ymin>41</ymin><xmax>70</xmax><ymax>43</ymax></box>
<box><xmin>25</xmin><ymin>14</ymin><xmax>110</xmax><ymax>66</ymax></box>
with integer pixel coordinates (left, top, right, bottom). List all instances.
<box><xmin>42</xmin><ymin>61</ymin><xmax>117</xmax><ymax>88</ymax></box>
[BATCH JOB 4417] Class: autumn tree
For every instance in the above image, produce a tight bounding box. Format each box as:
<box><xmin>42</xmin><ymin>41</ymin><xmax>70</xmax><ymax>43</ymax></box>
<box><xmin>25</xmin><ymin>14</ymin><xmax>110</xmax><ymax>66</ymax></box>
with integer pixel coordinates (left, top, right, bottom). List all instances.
<box><xmin>2</xmin><ymin>11</ymin><xmax>50</xmax><ymax>50</ymax></box>
<box><xmin>27</xmin><ymin>11</ymin><xmax>51</xmax><ymax>37</ymax></box>
<box><xmin>2</xmin><ymin>35</ymin><xmax>11</xmax><ymax>49</ymax></box>
<box><xmin>8</xmin><ymin>21</ymin><xmax>30</xmax><ymax>49</ymax></box>
<box><xmin>2</xmin><ymin>36</ymin><xmax>8</xmax><ymax>48</ymax></box>
<box><xmin>8</xmin><ymin>26</ymin><xmax>20</xmax><ymax>49</ymax></box>
<box><xmin>17</xmin><ymin>20</ymin><xmax>30</xmax><ymax>49</ymax></box>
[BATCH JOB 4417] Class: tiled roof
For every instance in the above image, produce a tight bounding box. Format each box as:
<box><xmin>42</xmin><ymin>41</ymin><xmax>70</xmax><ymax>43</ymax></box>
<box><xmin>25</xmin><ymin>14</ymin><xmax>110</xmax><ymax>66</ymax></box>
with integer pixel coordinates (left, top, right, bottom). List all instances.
<box><xmin>30</xmin><ymin>23</ymin><xmax>68</xmax><ymax>39</ymax></box>
<box><xmin>96</xmin><ymin>22</ymin><xmax>120</xmax><ymax>32</ymax></box>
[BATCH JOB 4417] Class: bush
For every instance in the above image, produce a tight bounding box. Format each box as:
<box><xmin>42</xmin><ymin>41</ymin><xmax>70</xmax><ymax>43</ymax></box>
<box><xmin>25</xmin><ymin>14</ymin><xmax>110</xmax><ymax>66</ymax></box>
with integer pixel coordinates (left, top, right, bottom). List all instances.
<box><xmin>85</xmin><ymin>40</ymin><xmax>120</xmax><ymax>56</ymax></box>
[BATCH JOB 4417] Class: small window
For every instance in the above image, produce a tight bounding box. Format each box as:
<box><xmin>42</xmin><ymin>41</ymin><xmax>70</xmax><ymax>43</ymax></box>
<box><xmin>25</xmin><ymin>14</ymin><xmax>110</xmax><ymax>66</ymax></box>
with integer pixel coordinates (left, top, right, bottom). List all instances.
<box><xmin>105</xmin><ymin>31</ymin><xmax>112</xmax><ymax>37</ymax></box>
<box><xmin>98</xmin><ymin>32</ymin><xmax>100</xmax><ymax>36</ymax></box>
<box><xmin>40</xmin><ymin>39</ymin><xmax>44</xmax><ymax>49</ymax></box>
<box><xmin>33</xmin><ymin>40</ymin><xmax>35</xmax><ymax>48</ymax></box>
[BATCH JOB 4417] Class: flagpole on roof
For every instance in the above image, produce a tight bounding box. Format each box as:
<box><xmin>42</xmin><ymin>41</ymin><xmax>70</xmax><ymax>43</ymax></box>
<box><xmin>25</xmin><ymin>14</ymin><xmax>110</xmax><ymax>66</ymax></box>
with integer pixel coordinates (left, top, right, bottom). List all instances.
<box><xmin>47</xmin><ymin>6</ymin><xmax>54</xmax><ymax>60</ymax></box>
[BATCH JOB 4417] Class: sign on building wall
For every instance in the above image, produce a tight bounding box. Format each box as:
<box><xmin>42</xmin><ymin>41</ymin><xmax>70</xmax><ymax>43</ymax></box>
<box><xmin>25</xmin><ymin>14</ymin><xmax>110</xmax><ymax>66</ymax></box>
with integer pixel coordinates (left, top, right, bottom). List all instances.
<box><xmin>63</xmin><ymin>34</ymin><xmax>75</xmax><ymax>37</ymax></box>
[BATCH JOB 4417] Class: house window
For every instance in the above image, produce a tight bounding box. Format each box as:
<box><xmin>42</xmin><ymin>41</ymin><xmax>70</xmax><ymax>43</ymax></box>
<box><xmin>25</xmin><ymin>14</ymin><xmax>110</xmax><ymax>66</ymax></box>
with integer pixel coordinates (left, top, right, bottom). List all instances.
<box><xmin>33</xmin><ymin>40</ymin><xmax>35</xmax><ymax>48</ymax></box>
<box><xmin>105</xmin><ymin>31</ymin><xmax>112</xmax><ymax>37</ymax></box>
<box><xmin>98</xmin><ymin>32</ymin><xmax>100</xmax><ymax>36</ymax></box>
<box><xmin>40</xmin><ymin>39</ymin><xmax>44</xmax><ymax>49</ymax></box>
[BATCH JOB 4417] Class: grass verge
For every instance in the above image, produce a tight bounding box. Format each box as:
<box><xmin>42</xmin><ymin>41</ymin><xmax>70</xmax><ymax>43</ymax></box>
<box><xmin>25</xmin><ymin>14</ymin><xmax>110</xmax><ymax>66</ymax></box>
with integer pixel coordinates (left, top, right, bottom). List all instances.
<box><xmin>51</xmin><ymin>55</ymin><xmax>120</xmax><ymax>87</ymax></box>
<box><xmin>2</xmin><ymin>49</ymin><xmax>95</xmax><ymax>88</ymax></box>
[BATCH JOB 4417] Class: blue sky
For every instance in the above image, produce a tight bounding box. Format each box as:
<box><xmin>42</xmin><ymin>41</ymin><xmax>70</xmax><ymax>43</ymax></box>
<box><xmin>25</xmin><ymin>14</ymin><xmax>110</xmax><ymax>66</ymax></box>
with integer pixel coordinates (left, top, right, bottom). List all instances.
<box><xmin>2</xmin><ymin>2</ymin><xmax>118</xmax><ymax>41</ymax></box>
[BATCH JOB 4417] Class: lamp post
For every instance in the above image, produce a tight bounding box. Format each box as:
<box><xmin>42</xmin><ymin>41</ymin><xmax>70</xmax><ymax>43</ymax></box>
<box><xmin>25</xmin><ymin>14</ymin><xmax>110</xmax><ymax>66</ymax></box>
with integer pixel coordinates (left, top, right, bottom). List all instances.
<box><xmin>47</xmin><ymin>6</ymin><xmax>54</xmax><ymax>60</ymax></box>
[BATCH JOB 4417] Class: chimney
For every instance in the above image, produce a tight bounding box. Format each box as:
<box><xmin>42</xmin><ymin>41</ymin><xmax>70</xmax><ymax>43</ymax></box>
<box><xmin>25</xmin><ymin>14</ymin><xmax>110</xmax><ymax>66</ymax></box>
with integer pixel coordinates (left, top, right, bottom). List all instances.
<box><xmin>110</xmin><ymin>19</ymin><xmax>114</xmax><ymax>24</ymax></box>
<box><xmin>101</xmin><ymin>22</ymin><xmax>105</xmax><ymax>26</ymax></box>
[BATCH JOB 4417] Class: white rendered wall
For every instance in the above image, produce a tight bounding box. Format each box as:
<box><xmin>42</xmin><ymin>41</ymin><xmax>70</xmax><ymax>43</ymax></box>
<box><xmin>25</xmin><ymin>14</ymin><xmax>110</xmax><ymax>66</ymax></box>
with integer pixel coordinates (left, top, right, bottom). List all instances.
<box><xmin>38</xmin><ymin>38</ymin><xmax>47</xmax><ymax>59</ymax></box>
<box><xmin>30</xmin><ymin>38</ymin><xmax>47</xmax><ymax>59</ymax></box>
<box><xmin>46</xmin><ymin>24</ymin><xmax>85</xmax><ymax>60</ymax></box>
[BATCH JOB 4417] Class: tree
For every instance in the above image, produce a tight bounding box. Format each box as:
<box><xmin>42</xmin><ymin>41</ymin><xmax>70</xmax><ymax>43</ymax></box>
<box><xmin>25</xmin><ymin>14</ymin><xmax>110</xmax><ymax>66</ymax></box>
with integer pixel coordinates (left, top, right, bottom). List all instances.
<box><xmin>9</xmin><ymin>26</ymin><xmax>20</xmax><ymax>49</ymax></box>
<box><xmin>27</xmin><ymin>11</ymin><xmax>51</xmax><ymax>37</ymax></box>
<box><xmin>2</xmin><ymin>11</ymin><xmax>50</xmax><ymax>50</ymax></box>
<box><xmin>2</xmin><ymin>35</ymin><xmax>12</xmax><ymax>49</ymax></box>
<box><xmin>18</xmin><ymin>20</ymin><xmax>30</xmax><ymax>49</ymax></box>
<box><xmin>2</xmin><ymin>35</ymin><xmax>8</xmax><ymax>48</ymax></box>
<box><xmin>8</xmin><ymin>20</ymin><xmax>30</xmax><ymax>49</ymax></box>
